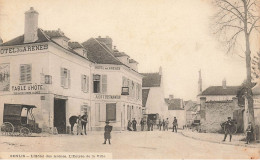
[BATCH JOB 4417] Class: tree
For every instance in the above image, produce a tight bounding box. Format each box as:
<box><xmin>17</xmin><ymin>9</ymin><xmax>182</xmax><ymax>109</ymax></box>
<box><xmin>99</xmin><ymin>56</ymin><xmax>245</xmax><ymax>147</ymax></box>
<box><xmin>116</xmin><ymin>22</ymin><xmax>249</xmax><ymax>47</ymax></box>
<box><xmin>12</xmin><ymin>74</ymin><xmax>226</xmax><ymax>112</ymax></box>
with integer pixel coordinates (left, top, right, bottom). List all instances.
<box><xmin>213</xmin><ymin>0</ymin><xmax>260</xmax><ymax>138</ymax></box>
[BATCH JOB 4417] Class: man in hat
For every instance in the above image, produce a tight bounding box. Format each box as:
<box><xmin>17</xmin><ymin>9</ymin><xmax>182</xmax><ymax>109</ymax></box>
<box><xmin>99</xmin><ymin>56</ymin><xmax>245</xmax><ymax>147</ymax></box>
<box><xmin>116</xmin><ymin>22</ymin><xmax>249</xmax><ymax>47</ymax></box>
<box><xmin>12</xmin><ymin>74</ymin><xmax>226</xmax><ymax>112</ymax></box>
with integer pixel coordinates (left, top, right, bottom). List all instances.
<box><xmin>81</xmin><ymin>112</ymin><xmax>88</xmax><ymax>135</ymax></box>
<box><xmin>222</xmin><ymin>117</ymin><xmax>234</xmax><ymax>142</ymax></box>
<box><xmin>132</xmin><ymin>118</ymin><xmax>137</xmax><ymax>131</ymax></box>
<box><xmin>172</xmin><ymin>117</ymin><xmax>178</xmax><ymax>133</ymax></box>
<box><xmin>140</xmin><ymin>118</ymin><xmax>145</xmax><ymax>131</ymax></box>
<box><xmin>103</xmin><ymin>121</ymin><xmax>113</xmax><ymax>145</ymax></box>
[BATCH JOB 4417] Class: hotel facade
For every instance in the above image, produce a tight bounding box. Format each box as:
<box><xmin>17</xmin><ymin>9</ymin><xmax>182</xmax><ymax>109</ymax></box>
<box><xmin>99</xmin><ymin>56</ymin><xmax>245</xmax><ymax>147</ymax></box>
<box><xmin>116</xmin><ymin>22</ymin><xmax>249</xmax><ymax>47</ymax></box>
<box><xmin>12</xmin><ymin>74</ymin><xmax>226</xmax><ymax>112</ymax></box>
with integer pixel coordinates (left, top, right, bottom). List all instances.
<box><xmin>0</xmin><ymin>7</ymin><xmax>143</xmax><ymax>133</ymax></box>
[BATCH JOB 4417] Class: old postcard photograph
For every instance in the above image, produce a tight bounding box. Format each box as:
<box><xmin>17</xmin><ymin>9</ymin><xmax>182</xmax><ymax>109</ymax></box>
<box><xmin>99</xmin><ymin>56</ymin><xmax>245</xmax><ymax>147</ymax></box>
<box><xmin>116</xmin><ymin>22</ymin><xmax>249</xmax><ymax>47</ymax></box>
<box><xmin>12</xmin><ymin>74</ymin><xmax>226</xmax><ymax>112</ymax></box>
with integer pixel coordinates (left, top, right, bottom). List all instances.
<box><xmin>0</xmin><ymin>0</ymin><xmax>259</xmax><ymax>159</ymax></box>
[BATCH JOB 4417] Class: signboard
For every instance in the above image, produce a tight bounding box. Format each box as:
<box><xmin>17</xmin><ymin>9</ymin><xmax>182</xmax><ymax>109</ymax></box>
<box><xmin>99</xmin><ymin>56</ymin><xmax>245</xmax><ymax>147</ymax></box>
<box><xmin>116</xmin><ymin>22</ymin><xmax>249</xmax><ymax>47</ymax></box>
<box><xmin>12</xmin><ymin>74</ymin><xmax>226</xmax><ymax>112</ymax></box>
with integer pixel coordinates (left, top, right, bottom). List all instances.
<box><xmin>11</xmin><ymin>84</ymin><xmax>45</xmax><ymax>95</ymax></box>
<box><xmin>95</xmin><ymin>66</ymin><xmax>120</xmax><ymax>70</ymax></box>
<box><xmin>0</xmin><ymin>63</ymin><xmax>10</xmax><ymax>91</ymax></box>
<box><xmin>95</xmin><ymin>94</ymin><xmax>121</xmax><ymax>99</ymax></box>
<box><xmin>0</xmin><ymin>44</ymin><xmax>48</xmax><ymax>55</ymax></box>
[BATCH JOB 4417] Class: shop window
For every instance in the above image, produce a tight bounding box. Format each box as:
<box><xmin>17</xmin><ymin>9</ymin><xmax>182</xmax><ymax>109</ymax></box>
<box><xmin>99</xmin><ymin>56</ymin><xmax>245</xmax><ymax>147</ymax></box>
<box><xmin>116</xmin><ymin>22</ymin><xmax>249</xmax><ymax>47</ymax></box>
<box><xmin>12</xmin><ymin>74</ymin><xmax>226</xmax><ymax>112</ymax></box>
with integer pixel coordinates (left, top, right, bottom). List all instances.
<box><xmin>20</xmin><ymin>64</ymin><xmax>31</xmax><ymax>83</ymax></box>
<box><xmin>81</xmin><ymin>75</ymin><xmax>89</xmax><ymax>92</ymax></box>
<box><xmin>106</xmin><ymin>103</ymin><xmax>116</xmax><ymax>121</ymax></box>
<box><xmin>61</xmin><ymin>67</ymin><xmax>70</xmax><ymax>88</ymax></box>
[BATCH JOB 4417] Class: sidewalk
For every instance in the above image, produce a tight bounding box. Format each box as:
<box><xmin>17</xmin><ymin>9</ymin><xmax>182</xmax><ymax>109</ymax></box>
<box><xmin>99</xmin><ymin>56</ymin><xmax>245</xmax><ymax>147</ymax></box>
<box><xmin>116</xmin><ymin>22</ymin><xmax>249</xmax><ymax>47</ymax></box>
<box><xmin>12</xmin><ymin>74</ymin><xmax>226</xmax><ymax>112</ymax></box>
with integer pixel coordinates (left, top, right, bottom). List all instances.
<box><xmin>180</xmin><ymin>129</ymin><xmax>260</xmax><ymax>148</ymax></box>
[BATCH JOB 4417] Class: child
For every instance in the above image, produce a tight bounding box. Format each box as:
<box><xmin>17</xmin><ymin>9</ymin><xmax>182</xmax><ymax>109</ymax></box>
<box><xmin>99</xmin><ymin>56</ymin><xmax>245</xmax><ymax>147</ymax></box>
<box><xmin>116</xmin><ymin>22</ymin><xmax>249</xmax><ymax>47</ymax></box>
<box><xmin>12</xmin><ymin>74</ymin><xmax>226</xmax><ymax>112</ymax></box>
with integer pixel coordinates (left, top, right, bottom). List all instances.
<box><xmin>77</xmin><ymin>115</ymin><xmax>83</xmax><ymax>135</ymax></box>
<box><xmin>246</xmin><ymin>122</ymin><xmax>253</xmax><ymax>144</ymax></box>
<box><xmin>103</xmin><ymin>121</ymin><xmax>113</xmax><ymax>144</ymax></box>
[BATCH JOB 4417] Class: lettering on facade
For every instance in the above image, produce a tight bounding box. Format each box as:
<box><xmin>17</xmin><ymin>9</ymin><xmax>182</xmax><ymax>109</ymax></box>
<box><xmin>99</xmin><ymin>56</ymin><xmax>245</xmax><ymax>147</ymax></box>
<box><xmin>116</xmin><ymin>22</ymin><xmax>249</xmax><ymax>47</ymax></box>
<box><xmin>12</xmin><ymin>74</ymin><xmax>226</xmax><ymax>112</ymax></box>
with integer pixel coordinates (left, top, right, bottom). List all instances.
<box><xmin>11</xmin><ymin>84</ymin><xmax>44</xmax><ymax>95</ymax></box>
<box><xmin>95</xmin><ymin>94</ymin><xmax>121</xmax><ymax>99</ymax></box>
<box><xmin>95</xmin><ymin>66</ymin><xmax>120</xmax><ymax>70</ymax></box>
<box><xmin>0</xmin><ymin>44</ymin><xmax>48</xmax><ymax>55</ymax></box>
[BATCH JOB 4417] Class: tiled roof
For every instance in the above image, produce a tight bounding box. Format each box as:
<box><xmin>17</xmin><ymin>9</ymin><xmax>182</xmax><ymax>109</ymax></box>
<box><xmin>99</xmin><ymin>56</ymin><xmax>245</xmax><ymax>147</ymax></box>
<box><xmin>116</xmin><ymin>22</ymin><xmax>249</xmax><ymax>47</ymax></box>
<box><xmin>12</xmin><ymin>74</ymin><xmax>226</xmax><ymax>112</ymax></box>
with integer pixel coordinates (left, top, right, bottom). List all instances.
<box><xmin>141</xmin><ymin>72</ymin><xmax>161</xmax><ymax>87</ymax></box>
<box><xmin>187</xmin><ymin>104</ymin><xmax>200</xmax><ymax>112</ymax></box>
<box><xmin>129</xmin><ymin>59</ymin><xmax>138</xmax><ymax>64</ymax></box>
<box><xmin>68</xmin><ymin>42</ymin><xmax>84</xmax><ymax>49</ymax></box>
<box><xmin>44</xmin><ymin>29</ymin><xmax>70</xmax><ymax>40</ymax></box>
<box><xmin>165</xmin><ymin>98</ymin><xmax>184</xmax><ymax>110</ymax></box>
<box><xmin>82</xmin><ymin>38</ymin><xmax>124</xmax><ymax>65</ymax></box>
<box><xmin>200</xmin><ymin>86</ymin><xmax>240</xmax><ymax>96</ymax></box>
<box><xmin>113</xmin><ymin>51</ymin><xmax>129</xmax><ymax>57</ymax></box>
<box><xmin>0</xmin><ymin>28</ymin><xmax>49</xmax><ymax>46</ymax></box>
<box><xmin>142</xmin><ymin>89</ymin><xmax>150</xmax><ymax>107</ymax></box>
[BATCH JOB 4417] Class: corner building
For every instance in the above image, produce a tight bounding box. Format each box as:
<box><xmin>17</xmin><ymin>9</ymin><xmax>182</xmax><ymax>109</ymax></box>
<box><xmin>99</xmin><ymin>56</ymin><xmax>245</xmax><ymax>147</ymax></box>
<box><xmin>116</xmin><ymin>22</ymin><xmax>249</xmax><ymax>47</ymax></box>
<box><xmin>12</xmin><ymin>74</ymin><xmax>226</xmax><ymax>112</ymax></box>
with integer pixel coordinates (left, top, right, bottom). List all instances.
<box><xmin>0</xmin><ymin>8</ymin><xmax>142</xmax><ymax>133</ymax></box>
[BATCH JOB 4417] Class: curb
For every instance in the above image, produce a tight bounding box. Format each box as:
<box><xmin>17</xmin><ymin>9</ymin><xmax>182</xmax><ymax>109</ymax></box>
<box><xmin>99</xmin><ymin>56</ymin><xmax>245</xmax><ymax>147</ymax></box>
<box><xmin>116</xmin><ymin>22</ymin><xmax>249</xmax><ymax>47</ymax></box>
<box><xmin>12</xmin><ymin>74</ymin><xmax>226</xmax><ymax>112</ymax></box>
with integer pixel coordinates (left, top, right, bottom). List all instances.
<box><xmin>180</xmin><ymin>132</ymin><xmax>259</xmax><ymax>149</ymax></box>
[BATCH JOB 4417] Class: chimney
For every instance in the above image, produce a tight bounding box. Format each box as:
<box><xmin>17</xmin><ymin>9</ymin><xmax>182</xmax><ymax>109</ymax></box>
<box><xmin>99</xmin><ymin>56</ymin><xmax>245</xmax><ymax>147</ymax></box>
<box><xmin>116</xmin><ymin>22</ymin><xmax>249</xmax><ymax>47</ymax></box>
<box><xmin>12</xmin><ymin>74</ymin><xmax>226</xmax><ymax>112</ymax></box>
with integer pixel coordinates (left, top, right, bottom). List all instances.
<box><xmin>159</xmin><ymin>66</ymin><xmax>162</xmax><ymax>75</ymax></box>
<box><xmin>222</xmin><ymin>78</ymin><xmax>227</xmax><ymax>89</ymax></box>
<box><xmin>24</xmin><ymin>7</ymin><xmax>39</xmax><ymax>43</ymax></box>
<box><xmin>169</xmin><ymin>94</ymin><xmax>174</xmax><ymax>100</ymax></box>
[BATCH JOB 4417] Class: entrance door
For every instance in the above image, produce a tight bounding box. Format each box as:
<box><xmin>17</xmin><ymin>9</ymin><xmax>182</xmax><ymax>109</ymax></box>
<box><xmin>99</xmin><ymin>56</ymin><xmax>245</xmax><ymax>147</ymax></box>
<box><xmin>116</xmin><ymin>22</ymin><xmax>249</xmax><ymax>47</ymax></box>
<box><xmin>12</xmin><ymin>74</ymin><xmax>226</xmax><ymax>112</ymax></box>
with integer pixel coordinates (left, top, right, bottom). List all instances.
<box><xmin>54</xmin><ymin>99</ymin><xmax>66</xmax><ymax>134</ymax></box>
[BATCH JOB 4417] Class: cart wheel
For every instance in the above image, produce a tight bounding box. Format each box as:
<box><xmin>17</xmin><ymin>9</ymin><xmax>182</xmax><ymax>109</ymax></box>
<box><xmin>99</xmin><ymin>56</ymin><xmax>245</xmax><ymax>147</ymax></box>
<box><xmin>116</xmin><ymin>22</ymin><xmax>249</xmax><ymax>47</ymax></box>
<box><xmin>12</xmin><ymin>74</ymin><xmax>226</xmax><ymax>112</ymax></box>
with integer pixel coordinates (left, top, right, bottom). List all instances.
<box><xmin>20</xmin><ymin>127</ymin><xmax>30</xmax><ymax>137</ymax></box>
<box><xmin>1</xmin><ymin>122</ymin><xmax>14</xmax><ymax>136</ymax></box>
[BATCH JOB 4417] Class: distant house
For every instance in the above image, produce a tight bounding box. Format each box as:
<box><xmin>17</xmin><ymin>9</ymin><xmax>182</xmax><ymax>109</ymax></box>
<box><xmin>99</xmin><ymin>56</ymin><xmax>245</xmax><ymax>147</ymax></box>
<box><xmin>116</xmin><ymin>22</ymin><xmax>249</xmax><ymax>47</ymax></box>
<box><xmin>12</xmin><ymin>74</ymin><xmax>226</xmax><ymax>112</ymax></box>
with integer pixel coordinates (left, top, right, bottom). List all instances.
<box><xmin>165</xmin><ymin>95</ymin><xmax>186</xmax><ymax>128</ymax></box>
<box><xmin>141</xmin><ymin>67</ymin><xmax>168</xmax><ymax>119</ymax></box>
<box><xmin>197</xmin><ymin>79</ymin><xmax>242</xmax><ymax>132</ymax></box>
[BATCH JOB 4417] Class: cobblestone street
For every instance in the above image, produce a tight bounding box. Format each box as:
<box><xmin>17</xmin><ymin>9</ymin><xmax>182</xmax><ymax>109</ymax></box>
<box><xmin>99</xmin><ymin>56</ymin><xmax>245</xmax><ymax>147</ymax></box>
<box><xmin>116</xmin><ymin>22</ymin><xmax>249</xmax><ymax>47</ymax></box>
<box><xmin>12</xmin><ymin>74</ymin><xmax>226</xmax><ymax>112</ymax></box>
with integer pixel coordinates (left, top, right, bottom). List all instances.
<box><xmin>0</xmin><ymin>131</ymin><xmax>259</xmax><ymax>159</ymax></box>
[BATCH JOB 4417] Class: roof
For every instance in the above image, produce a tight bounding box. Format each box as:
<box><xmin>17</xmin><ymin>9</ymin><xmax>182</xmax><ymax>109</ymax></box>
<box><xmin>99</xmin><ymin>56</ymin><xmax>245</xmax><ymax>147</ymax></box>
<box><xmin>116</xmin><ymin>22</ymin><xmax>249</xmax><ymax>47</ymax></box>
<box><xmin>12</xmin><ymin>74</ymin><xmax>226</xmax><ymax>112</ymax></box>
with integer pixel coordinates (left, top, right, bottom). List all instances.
<box><xmin>142</xmin><ymin>89</ymin><xmax>150</xmax><ymax>107</ymax></box>
<box><xmin>141</xmin><ymin>72</ymin><xmax>161</xmax><ymax>87</ymax></box>
<box><xmin>165</xmin><ymin>98</ymin><xmax>184</xmax><ymax>110</ymax></box>
<box><xmin>44</xmin><ymin>29</ymin><xmax>70</xmax><ymax>40</ymax></box>
<box><xmin>68</xmin><ymin>42</ymin><xmax>84</xmax><ymax>49</ymax></box>
<box><xmin>0</xmin><ymin>28</ymin><xmax>90</xmax><ymax>62</ymax></box>
<box><xmin>129</xmin><ymin>59</ymin><xmax>138</xmax><ymax>64</ymax></box>
<box><xmin>187</xmin><ymin>104</ymin><xmax>199</xmax><ymax>112</ymax></box>
<box><xmin>1</xmin><ymin>28</ymin><xmax>49</xmax><ymax>46</ymax></box>
<box><xmin>113</xmin><ymin>51</ymin><xmax>129</xmax><ymax>57</ymax></box>
<box><xmin>82</xmin><ymin>38</ymin><xmax>124</xmax><ymax>65</ymax></box>
<box><xmin>200</xmin><ymin>86</ymin><xmax>240</xmax><ymax>96</ymax></box>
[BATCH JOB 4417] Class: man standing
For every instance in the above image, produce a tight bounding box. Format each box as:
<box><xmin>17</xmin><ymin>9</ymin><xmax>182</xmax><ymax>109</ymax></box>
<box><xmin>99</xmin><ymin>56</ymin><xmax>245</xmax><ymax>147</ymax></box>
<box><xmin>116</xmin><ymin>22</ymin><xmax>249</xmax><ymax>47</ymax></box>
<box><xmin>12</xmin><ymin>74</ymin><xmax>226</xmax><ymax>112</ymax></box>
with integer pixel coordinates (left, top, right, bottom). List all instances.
<box><xmin>172</xmin><ymin>117</ymin><xmax>178</xmax><ymax>133</ymax></box>
<box><xmin>165</xmin><ymin>118</ymin><xmax>169</xmax><ymax>131</ymax></box>
<box><xmin>132</xmin><ymin>118</ymin><xmax>137</xmax><ymax>131</ymax></box>
<box><xmin>140</xmin><ymin>118</ymin><xmax>145</xmax><ymax>131</ymax></box>
<box><xmin>222</xmin><ymin>117</ymin><xmax>234</xmax><ymax>142</ymax></box>
<box><xmin>246</xmin><ymin>122</ymin><xmax>254</xmax><ymax>144</ymax></box>
<box><xmin>81</xmin><ymin>112</ymin><xmax>88</xmax><ymax>135</ymax></box>
<box><xmin>158</xmin><ymin>119</ymin><xmax>162</xmax><ymax>131</ymax></box>
<box><xmin>103</xmin><ymin>121</ymin><xmax>113</xmax><ymax>145</ymax></box>
<box><xmin>150</xmin><ymin>119</ymin><xmax>154</xmax><ymax>131</ymax></box>
<box><xmin>127</xmin><ymin>120</ymin><xmax>132</xmax><ymax>131</ymax></box>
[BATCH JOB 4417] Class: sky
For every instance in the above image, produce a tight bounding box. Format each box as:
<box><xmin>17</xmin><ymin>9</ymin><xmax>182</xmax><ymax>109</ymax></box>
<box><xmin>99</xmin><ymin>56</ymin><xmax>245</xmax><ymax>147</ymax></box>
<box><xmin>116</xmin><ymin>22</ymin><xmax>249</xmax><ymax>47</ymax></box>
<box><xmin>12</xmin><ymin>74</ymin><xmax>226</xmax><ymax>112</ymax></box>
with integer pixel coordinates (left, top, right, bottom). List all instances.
<box><xmin>0</xmin><ymin>0</ymin><xmax>259</xmax><ymax>100</ymax></box>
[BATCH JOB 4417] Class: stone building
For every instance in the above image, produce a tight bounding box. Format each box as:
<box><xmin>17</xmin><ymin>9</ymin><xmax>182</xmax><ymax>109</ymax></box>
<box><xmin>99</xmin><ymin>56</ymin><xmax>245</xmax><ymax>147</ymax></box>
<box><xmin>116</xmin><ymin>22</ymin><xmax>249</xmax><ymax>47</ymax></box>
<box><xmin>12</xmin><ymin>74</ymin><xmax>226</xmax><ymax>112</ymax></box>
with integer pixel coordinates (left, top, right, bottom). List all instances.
<box><xmin>0</xmin><ymin>7</ymin><xmax>142</xmax><ymax>133</ymax></box>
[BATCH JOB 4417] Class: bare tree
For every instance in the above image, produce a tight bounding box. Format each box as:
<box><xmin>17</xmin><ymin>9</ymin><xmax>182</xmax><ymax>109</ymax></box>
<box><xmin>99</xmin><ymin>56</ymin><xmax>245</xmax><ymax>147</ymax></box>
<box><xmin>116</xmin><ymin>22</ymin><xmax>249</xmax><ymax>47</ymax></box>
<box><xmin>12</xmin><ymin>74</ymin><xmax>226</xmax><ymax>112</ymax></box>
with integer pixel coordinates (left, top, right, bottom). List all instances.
<box><xmin>213</xmin><ymin>0</ymin><xmax>260</xmax><ymax>138</ymax></box>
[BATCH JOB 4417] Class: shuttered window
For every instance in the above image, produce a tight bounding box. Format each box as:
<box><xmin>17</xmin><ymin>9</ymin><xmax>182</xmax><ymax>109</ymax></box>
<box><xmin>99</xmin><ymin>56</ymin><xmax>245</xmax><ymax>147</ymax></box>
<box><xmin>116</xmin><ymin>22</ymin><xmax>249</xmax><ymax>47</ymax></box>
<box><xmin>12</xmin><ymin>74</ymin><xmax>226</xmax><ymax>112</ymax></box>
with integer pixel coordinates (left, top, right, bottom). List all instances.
<box><xmin>20</xmin><ymin>64</ymin><xmax>31</xmax><ymax>83</ymax></box>
<box><xmin>81</xmin><ymin>75</ymin><xmax>89</xmax><ymax>92</ymax></box>
<box><xmin>60</xmin><ymin>67</ymin><xmax>70</xmax><ymax>89</ymax></box>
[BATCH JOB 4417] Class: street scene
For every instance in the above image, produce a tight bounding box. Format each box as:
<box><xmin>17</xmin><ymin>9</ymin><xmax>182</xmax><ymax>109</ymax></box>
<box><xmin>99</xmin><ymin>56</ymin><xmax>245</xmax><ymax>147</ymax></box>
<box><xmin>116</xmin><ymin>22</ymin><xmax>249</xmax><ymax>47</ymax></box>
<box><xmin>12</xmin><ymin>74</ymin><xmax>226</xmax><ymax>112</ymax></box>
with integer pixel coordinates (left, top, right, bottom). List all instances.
<box><xmin>0</xmin><ymin>0</ymin><xmax>260</xmax><ymax>159</ymax></box>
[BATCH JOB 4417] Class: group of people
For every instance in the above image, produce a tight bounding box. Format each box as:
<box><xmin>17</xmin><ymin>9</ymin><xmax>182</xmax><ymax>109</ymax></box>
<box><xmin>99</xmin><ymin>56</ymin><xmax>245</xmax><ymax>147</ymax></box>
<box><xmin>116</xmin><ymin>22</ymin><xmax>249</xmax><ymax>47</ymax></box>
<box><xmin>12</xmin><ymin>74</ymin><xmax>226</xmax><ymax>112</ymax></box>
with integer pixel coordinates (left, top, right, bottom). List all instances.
<box><xmin>127</xmin><ymin>117</ymin><xmax>179</xmax><ymax>132</ymax></box>
<box><xmin>221</xmin><ymin>117</ymin><xmax>254</xmax><ymax>144</ymax></box>
<box><xmin>69</xmin><ymin>112</ymin><xmax>88</xmax><ymax>135</ymax></box>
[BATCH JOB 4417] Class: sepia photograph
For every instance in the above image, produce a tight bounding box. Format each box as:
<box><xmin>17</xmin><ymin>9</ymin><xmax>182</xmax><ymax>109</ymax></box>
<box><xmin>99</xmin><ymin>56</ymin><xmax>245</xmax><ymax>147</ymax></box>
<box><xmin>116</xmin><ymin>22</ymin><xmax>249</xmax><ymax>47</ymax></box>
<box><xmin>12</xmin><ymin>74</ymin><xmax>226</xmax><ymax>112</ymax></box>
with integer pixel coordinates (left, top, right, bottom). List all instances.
<box><xmin>0</xmin><ymin>0</ymin><xmax>259</xmax><ymax>159</ymax></box>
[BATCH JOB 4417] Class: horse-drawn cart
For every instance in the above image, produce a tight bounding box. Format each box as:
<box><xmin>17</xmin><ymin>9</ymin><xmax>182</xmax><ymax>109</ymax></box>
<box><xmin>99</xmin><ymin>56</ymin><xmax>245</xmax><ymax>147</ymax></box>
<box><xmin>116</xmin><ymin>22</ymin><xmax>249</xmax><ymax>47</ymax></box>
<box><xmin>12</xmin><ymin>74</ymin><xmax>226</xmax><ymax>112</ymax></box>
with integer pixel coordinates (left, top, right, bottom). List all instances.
<box><xmin>1</xmin><ymin>104</ymin><xmax>41</xmax><ymax>136</ymax></box>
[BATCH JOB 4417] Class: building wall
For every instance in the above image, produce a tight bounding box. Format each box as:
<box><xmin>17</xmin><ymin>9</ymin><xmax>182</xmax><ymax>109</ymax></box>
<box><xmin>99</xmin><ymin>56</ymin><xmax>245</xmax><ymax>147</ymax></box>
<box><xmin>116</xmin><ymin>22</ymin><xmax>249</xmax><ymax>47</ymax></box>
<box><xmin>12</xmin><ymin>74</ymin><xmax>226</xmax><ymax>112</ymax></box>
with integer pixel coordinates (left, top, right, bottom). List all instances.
<box><xmin>144</xmin><ymin>87</ymin><xmax>168</xmax><ymax>118</ymax></box>
<box><xmin>167</xmin><ymin>110</ymin><xmax>186</xmax><ymax>128</ymax></box>
<box><xmin>201</xmin><ymin>101</ymin><xmax>235</xmax><ymax>132</ymax></box>
<box><xmin>197</xmin><ymin>95</ymin><xmax>236</xmax><ymax>102</ymax></box>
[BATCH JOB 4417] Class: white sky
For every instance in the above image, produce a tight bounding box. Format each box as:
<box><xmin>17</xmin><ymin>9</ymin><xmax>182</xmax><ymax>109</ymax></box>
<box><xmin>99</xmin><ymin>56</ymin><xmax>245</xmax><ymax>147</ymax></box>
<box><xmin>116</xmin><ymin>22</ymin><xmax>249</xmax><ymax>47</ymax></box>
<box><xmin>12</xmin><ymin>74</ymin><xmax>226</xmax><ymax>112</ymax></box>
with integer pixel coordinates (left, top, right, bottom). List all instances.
<box><xmin>0</xmin><ymin>0</ymin><xmax>259</xmax><ymax>100</ymax></box>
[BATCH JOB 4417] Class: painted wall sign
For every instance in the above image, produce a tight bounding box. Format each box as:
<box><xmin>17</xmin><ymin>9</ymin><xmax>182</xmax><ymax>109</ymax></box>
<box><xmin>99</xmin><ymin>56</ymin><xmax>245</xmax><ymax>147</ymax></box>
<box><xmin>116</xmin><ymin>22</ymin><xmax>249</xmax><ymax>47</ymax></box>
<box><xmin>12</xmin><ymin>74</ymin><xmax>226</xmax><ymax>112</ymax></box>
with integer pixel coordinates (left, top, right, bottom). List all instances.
<box><xmin>11</xmin><ymin>84</ymin><xmax>45</xmax><ymax>95</ymax></box>
<box><xmin>0</xmin><ymin>44</ymin><xmax>48</xmax><ymax>55</ymax></box>
<box><xmin>0</xmin><ymin>63</ymin><xmax>10</xmax><ymax>91</ymax></box>
<box><xmin>95</xmin><ymin>94</ymin><xmax>121</xmax><ymax>99</ymax></box>
<box><xmin>95</xmin><ymin>66</ymin><xmax>120</xmax><ymax>70</ymax></box>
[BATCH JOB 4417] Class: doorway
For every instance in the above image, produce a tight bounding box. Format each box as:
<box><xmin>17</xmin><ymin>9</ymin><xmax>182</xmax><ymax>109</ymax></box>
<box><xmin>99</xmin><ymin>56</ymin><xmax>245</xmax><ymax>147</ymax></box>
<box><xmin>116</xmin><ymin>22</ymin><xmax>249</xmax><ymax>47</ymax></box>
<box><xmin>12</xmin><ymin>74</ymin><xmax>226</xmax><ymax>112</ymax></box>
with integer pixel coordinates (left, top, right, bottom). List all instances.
<box><xmin>54</xmin><ymin>98</ymin><xmax>66</xmax><ymax>134</ymax></box>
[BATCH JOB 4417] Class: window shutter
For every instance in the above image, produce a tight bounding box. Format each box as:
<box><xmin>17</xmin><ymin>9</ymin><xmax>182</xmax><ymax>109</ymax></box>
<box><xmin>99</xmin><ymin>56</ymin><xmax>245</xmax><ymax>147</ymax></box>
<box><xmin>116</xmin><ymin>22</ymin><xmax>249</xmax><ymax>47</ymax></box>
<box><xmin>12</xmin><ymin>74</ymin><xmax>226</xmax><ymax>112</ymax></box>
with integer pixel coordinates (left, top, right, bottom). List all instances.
<box><xmin>26</xmin><ymin>64</ymin><xmax>31</xmax><ymax>82</ymax></box>
<box><xmin>20</xmin><ymin>65</ymin><xmax>26</xmax><ymax>83</ymax></box>
<box><xmin>68</xmin><ymin>69</ymin><xmax>71</xmax><ymax>88</ymax></box>
<box><xmin>81</xmin><ymin>75</ymin><xmax>84</xmax><ymax>91</ymax></box>
<box><xmin>60</xmin><ymin>68</ymin><xmax>64</xmax><ymax>87</ymax></box>
<box><xmin>102</xmin><ymin>75</ymin><xmax>107</xmax><ymax>93</ymax></box>
<box><xmin>86</xmin><ymin>76</ymin><xmax>89</xmax><ymax>92</ymax></box>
